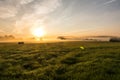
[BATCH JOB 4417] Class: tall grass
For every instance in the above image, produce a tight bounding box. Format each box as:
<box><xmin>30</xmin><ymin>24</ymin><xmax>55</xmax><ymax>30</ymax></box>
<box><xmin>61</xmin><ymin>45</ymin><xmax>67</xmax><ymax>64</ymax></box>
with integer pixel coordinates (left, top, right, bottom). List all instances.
<box><xmin>0</xmin><ymin>42</ymin><xmax>120</xmax><ymax>80</ymax></box>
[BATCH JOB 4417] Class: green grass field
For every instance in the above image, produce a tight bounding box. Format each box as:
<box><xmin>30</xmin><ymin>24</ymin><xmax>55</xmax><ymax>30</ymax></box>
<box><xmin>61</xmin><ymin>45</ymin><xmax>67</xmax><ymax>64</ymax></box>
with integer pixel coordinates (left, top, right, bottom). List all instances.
<box><xmin>0</xmin><ymin>41</ymin><xmax>120</xmax><ymax>80</ymax></box>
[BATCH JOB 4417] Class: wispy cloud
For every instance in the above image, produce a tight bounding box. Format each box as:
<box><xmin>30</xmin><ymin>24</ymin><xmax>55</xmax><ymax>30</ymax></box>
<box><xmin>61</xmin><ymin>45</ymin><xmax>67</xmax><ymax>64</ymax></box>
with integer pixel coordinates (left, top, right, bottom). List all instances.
<box><xmin>19</xmin><ymin>0</ymin><xmax>34</xmax><ymax>4</ymax></box>
<box><xmin>103</xmin><ymin>0</ymin><xmax>117</xmax><ymax>5</ymax></box>
<box><xmin>34</xmin><ymin>0</ymin><xmax>61</xmax><ymax>15</ymax></box>
<box><xmin>13</xmin><ymin>0</ymin><xmax>62</xmax><ymax>35</ymax></box>
<box><xmin>0</xmin><ymin>7</ymin><xmax>17</xmax><ymax>19</ymax></box>
<box><xmin>0</xmin><ymin>29</ymin><xmax>5</xmax><ymax>35</ymax></box>
<box><xmin>0</xmin><ymin>0</ymin><xmax>61</xmax><ymax>35</ymax></box>
<box><xmin>0</xmin><ymin>0</ymin><xmax>35</xmax><ymax>19</ymax></box>
<box><xmin>0</xmin><ymin>0</ymin><xmax>18</xmax><ymax>19</ymax></box>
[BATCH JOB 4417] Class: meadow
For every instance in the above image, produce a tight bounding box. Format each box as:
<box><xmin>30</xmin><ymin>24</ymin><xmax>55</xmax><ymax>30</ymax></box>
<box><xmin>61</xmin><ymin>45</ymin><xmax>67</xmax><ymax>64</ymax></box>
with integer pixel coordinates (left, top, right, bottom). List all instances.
<box><xmin>0</xmin><ymin>41</ymin><xmax>120</xmax><ymax>80</ymax></box>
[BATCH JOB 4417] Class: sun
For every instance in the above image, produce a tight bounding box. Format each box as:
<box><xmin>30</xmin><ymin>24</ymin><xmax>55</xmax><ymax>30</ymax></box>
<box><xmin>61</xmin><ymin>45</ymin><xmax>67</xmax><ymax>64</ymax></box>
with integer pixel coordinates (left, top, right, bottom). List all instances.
<box><xmin>32</xmin><ymin>27</ymin><xmax>45</xmax><ymax>38</ymax></box>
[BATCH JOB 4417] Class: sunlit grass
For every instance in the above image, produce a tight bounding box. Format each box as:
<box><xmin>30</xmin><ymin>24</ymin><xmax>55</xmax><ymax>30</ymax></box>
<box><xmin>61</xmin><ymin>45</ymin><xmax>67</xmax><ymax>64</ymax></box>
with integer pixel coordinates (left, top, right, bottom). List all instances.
<box><xmin>0</xmin><ymin>42</ymin><xmax>120</xmax><ymax>80</ymax></box>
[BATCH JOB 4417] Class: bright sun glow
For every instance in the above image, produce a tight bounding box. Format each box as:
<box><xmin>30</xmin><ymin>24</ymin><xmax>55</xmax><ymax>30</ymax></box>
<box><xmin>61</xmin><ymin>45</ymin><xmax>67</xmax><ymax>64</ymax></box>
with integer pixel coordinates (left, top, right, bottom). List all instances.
<box><xmin>32</xmin><ymin>27</ymin><xmax>45</xmax><ymax>38</ymax></box>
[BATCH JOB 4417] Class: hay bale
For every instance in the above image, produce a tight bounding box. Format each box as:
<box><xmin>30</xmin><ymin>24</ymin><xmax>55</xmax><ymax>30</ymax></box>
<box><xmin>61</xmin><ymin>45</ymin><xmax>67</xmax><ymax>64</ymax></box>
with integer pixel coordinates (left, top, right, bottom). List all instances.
<box><xmin>18</xmin><ymin>42</ymin><xmax>24</xmax><ymax>44</ymax></box>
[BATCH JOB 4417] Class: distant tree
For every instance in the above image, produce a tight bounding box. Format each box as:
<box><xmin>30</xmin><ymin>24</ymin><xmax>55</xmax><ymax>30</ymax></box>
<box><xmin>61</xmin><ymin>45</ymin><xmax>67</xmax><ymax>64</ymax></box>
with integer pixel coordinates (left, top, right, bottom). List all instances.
<box><xmin>0</xmin><ymin>35</ymin><xmax>15</xmax><ymax>40</ymax></box>
<box><xmin>5</xmin><ymin>35</ymin><xmax>15</xmax><ymax>39</ymax></box>
<box><xmin>8</xmin><ymin>35</ymin><xmax>15</xmax><ymax>39</ymax></box>
<box><xmin>57</xmin><ymin>36</ymin><xmax>67</xmax><ymax>40</ymax></box>
<box><xmin>109</xmin><ymin>37</ymin><xmax>120</xmax><ymax>42</ymax></box>
<box><xmin>4</xmin><ymin>35</ymin><xmax>8</xmax><ymax>38</ymax></box>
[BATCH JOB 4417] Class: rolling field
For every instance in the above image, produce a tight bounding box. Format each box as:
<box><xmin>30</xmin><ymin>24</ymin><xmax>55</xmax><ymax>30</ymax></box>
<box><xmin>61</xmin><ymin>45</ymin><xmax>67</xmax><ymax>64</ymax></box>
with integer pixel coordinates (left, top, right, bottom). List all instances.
<box><xmin>0</xmin><ymin>41</ymin><xmax>120</xmax><ymax>80</ymax></box>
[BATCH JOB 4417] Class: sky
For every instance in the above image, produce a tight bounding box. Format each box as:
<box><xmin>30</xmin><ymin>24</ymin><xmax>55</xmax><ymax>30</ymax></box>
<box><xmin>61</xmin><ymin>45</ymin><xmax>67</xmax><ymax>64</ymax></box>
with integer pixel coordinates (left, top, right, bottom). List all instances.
<box><xmin>0</xmin><ymin>0</ymin><xmax>120</xmax><ymax>38</ymax></box>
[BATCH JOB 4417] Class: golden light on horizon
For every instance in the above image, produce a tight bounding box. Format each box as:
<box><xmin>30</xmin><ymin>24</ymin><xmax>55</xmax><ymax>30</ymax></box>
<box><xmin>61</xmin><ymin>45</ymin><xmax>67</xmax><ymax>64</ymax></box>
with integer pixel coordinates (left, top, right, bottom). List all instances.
<box><xmin>31</xmin><ymin>27</ymin><xmax>45</xmax><ymax>38</ymax></box>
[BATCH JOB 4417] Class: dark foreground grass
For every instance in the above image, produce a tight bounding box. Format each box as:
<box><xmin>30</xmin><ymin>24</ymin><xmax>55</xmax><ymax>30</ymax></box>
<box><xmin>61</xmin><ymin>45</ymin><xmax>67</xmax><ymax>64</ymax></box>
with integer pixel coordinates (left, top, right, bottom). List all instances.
<box><xmin>0</xmin><ymin>41</ymin><xmax>120</xmax><ymax>80</ymax></box>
